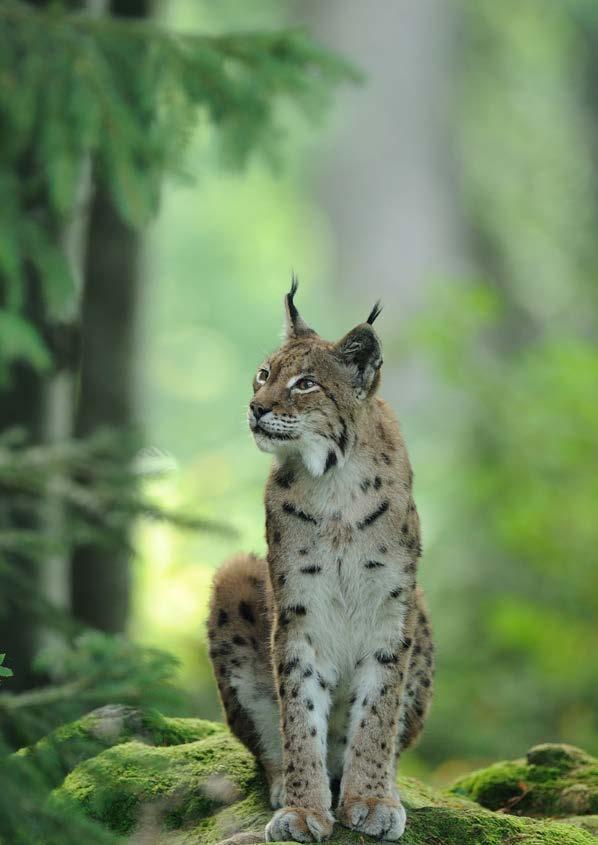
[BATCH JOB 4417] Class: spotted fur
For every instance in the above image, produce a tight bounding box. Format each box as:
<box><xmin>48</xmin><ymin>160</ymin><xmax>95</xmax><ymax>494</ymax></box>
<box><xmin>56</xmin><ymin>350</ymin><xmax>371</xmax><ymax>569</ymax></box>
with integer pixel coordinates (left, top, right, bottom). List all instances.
<box><xmin>208</xmin><ymin>281</ymin><xmax>434</xmax><ymax>842</ymax></box>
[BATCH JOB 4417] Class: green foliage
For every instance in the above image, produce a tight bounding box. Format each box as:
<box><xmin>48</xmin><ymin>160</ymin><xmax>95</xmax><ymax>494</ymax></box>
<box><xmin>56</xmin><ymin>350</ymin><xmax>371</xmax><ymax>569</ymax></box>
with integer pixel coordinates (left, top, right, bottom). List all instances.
<box><xmin>0</xmin><ymin>0</ymin><xmax>357</xmax><ymax>373</ymax></box>
<box><xmin>406</xmin><ymin>0</ymin><xmax>598</xmax><ymax>766</ymax></box>
<box><xmin>0</xmin><ymin>631</ymin><xmax>184</xmax><ymax>747</ymax></box>
<box><xmin>0</xmin><ymin>653</ymin><xmax>12</xmax><ymax>683</ymax></box>
<box><xmin>0</xmin><ymin>428</ymin><xmax>232</xmax><ymax>649</ymax></box>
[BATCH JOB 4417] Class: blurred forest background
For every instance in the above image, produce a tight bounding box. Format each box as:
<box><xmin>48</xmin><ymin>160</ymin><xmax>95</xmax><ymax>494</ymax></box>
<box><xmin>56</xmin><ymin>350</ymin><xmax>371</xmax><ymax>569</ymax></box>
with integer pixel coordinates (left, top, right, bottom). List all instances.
<box><xmin>1</xmin><ymin>0</ymin><xmax>597</xmax><ymax>840</ymax></box>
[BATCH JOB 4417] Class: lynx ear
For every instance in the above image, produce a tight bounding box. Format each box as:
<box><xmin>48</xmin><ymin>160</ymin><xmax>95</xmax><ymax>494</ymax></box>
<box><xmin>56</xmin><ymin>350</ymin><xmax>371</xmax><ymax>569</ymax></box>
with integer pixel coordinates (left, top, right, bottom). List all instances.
<box><xmin>284</xmin><ymin>274</ymin><xmax>316</xmax><ymax>340</ymax></box>
<box><xmin>334</xmin><ymin>308</ymin><xmax>383</xmax><ymax>399</ymax></box>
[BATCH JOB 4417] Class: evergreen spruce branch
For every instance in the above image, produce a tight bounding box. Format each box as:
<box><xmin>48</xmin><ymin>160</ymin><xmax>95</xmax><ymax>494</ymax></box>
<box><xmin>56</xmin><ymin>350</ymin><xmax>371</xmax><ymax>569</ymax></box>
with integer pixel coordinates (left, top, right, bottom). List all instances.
<box><xmin>0</xmin><ymin>558</ymin><xmax>79</xmax><ymax>637</ymax></box>
<box><xmin>0</xmin><ymin>448</ymin><xmax>235</xmax><ymax>540</ymax></box>
<box><xmin>0</xmin><ymin>1</ymin><xmax>359</xmax><ymax>371</ymax></box>
<box><xmin>0</xmin><ymin>2</ymin><xmax>359</xmax><ymax>186</ymax></box>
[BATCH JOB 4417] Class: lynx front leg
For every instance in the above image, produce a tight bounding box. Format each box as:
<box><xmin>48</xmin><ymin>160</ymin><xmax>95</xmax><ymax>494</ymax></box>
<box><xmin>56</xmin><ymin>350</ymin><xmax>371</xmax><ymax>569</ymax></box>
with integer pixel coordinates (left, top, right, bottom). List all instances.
<box><xmin>265</xmin><ymin>614</ymin><xmax>335</xmax><ymax>843</ymax></box>
<box><xmin>337</xmin><ymin>621</ymin><xmax>415</xmax><ymax>841</ymax></box>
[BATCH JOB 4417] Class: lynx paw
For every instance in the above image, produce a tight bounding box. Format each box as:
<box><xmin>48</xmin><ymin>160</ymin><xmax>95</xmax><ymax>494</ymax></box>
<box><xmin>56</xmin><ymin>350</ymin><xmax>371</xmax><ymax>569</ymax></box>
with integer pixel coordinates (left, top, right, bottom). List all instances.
<box><xmin>337</xmin><ymin>796</ymin><xmax>406</xmax><ymax>840</ymax></box>
<box><xmin>265</xmin><ymin>806</ymin><xmax>334</xmax><ymax>842</ymax></box>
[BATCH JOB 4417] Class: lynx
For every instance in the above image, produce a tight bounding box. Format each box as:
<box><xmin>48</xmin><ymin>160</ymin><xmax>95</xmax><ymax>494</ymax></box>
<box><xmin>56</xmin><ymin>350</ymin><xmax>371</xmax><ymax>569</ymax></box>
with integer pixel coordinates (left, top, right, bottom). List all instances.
<box><xmin>207</xmin><ymin>279</ymin><xmax>434</xmax><ymax>842</ymax></box>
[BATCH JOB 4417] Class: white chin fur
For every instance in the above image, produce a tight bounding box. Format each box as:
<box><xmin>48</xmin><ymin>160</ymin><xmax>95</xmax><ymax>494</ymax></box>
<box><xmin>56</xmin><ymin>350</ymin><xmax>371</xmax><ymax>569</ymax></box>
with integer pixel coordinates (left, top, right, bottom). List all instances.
<box><xmin>252</xmin><ymin>431</ymin><xmax>279</xmax><ymax>454</ymax></box>
<box><xmin>253</xmin><ymin>428</ymin><xmax>342</xmax><ymax>478</ymax></box>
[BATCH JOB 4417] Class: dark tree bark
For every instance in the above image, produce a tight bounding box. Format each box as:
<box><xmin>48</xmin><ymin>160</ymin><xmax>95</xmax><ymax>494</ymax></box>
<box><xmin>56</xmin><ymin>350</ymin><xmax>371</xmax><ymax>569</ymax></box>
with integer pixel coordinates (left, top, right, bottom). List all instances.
<box><xmin>69</xmin><ymin>0</ymin><xmax>150</xmax><ymax>633</ymax></box>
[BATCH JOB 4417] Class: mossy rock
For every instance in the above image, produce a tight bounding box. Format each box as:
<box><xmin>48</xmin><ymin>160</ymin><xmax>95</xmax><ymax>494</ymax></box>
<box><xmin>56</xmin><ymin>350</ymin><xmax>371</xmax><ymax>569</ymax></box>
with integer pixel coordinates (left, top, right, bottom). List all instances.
<box><xmin>11</xmin><ymin>704</ymin><xmax>223</xmax><ymax>791</ymax></box>
<box><xmin>32</xmin><ymin>707</ymin><xmax>596</xmax><ymax>843</ymax></box>
<box><xmin>451</xmin><ymin>742</ymin><xmax>598</xmax><ymax>818</ymax></box>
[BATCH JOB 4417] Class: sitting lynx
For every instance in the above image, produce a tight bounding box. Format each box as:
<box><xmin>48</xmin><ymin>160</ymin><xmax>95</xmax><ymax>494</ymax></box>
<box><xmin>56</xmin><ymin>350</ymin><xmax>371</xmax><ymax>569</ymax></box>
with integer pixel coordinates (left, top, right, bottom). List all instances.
<box><xmin>207</xmin><ymin>279</ymin><xmax>434</xmax><ymax>842</ymax></box>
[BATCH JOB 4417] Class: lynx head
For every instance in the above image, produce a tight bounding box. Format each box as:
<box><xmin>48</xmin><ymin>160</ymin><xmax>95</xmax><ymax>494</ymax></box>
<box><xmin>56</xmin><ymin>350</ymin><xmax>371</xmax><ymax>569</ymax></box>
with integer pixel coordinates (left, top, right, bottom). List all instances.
<box><xmin>248</xmin><ymin>276</ymin><xmax>383</xmax><ymax>476</ymax></box>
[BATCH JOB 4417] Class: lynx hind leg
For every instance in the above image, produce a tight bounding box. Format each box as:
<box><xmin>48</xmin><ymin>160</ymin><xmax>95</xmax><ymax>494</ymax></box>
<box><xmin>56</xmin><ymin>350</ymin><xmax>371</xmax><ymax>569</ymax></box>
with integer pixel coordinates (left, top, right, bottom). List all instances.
<box><xmin>207</xmin><ymin>554</ymin><xmax>283</xmax><ymax>805</ymax></box>
<box><xmin>397</xmin><ymin>589</ymin><xmax>435</xmax><ymax>754</ymax></box>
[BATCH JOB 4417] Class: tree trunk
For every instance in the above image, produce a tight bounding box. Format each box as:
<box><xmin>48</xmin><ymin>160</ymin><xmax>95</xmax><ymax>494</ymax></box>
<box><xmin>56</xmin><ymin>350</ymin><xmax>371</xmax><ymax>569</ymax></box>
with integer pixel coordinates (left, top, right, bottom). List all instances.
<box><xmin>297</xmin><ymin>0</ymin><xmax>469</xmax><ymax>410</ymax></box>
<box><xmin>69</xmin><ymin>0</ymin><xmax>150</xmax><ymax>633</ymax></box>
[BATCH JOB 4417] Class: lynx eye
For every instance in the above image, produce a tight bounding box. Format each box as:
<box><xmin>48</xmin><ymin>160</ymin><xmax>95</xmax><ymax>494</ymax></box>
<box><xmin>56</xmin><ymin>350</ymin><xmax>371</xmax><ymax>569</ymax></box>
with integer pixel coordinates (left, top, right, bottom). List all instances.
<box><xmin>256</xmin><ymin>368</ymin><xmax>269</xmax><ymax>385</ymax></box>
<box><xmin>294</xmin><ymin>377</ymin><xmax>318</xmax><ymax>391</ymax></box>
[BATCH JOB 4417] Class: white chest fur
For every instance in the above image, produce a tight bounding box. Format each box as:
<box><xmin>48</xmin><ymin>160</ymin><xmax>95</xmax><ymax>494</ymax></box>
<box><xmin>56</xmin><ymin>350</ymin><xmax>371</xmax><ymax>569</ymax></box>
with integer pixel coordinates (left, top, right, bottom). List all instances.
<box><xmin>269</xmin><ymin>455</ymin><xmax>411</xmax><ymax>686</ymax></box>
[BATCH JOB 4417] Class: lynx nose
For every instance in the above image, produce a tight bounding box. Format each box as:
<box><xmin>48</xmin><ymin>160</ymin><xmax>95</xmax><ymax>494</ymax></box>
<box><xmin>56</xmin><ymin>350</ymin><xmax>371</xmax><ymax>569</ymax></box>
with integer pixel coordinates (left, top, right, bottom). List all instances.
<box><xmin>250</xmin><ymin>401</ymin><xmax>270</xmax><ymax>421</ymax></box>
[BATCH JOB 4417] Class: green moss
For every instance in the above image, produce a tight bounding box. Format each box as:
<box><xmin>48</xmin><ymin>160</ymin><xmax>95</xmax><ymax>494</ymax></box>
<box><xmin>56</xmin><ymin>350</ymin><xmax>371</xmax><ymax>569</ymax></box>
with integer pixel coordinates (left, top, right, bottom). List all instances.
<box><xmin>12</xmin><ymin>705</ymin><xmax>226</xmax><ymax>792</ymax></box>
<box><xmin>451</xmin><ymin>743</ymin><xmax>598</xmax><ymax>817</ymax></box>
<box><xmin>52</xmin><ymin>732</ymin><xmax>262</xmax><ymax>836</ymax></box>
<box><xmin>43</xmin><ymin>710</ymin><xmax>597</xmax><ymax>844</ymax></box>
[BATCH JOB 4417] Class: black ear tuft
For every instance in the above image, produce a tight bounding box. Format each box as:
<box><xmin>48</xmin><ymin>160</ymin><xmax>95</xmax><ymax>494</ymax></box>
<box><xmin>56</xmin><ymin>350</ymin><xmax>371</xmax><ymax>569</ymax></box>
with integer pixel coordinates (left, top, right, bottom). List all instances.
<box><xmin>366</xmin><ymin>300</ymin><xmax>382</xmax><ymax>325</ymax></box>
<box><xmin>286</xmin><ymin>273</ymin><xmax>299</xmax><ymax>322</ymax></box>
<box><xmin>284</xmin><ymin>273</ymin><xmax>316</xmax><ymax>339</ymax></box>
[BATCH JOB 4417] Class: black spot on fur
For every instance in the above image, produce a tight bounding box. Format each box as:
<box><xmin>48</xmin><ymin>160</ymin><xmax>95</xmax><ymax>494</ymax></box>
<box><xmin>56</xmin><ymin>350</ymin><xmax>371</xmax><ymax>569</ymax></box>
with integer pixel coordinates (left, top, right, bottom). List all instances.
<box><xmin>389</xmin><ymin>587</ymin><xmax>402</xmax><ymax>598</ymax></box>
<box><xmin>300</xmin><ymin>565</ymin><xmax>322</xmax><ymax>575</ymax></box>
<box><xmin>283</xmin><ymin>658</ymin><xmax>299</xmax><ymax>675</ymax></box>
<box><xmin>306</xmin><ymin>698</ymin><xmax>314</xmax><ymax>711</ymax></box>
<box><xmin>378</xmin><ymin>544</ymin><xmax>388</xmax><ymax>554</ymax></box>
<box><xmin>283</xmin><ymin>502</ymin><xmax>318</xmax><ymax>525</ymax></box>
<box><xmin>324</xmin><ymin>450</ymin><xmax>338</xmax><ymax>473</ymax></box>
<box><xmin>337</xmin><ymin>418</ymin><xmax>349</xmax><ymax>454</ymax></box>
<box><xmin>360</xmin><ymin>479</ymin><xmax>371</xmax><ymax>493</ymax></box>
<box><xmin>273</xmin><ymin>530</ymin><xmax>281</xmax><ymax>544</ymax></box>
<box><xmin>278</xmin><ymin>573</ymin><xmax>286</xmax><ymax>586</ymax></box>
<box><xmin>381</xmin><ymin>452</ymin><xmax>392</xmax><ymax>465</ymax></box>
<box><xmin>217</xmin><ymin>609</ymin><xmax>228</xmax><ymax>627</ymax></box>
<box><xmin>298</xmin><ymin>547</ymin><xmax>308</xmax><ymax>556</ymax></box>
<box><xmin>375</xmin><ymin>650</ymin><xmax>399</xmax><ymax>666</ymax></box>
<box><xmin>374</xmin><ymin>476</ymin><xmax>382</xmax><ymax>490</ymax></box>
<box><xmin>275</xmin><ymin>466</ymin><xmax>295</xmax><ymax>489</ymax></box>
<box><xmin>238</xmin><ymin>601</ymin><xmax>255</xmax><ymax>624</ymax></box>
<box><xmin>357</xmin><ymin>500</ymin><xmax>390</xmax><ymax>530</ymax></box>
<box><xmin>365</xmin><ymin>560</ymin><xmax>385</xmax><ymax>569</ymax></box>
<box><xmin>232</xmin><ymin>635</ymin><xmax>246</xmax><ymax>646</ymax></box>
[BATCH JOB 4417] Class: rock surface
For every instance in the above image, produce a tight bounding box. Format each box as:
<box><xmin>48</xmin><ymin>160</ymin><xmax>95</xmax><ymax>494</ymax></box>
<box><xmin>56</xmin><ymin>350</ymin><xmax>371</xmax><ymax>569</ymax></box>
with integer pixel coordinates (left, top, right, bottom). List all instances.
<box><xmin>25</xmin><ymin>706</ymin><xmax>597</xmax><ymax>843</ymax></box>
